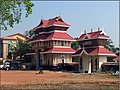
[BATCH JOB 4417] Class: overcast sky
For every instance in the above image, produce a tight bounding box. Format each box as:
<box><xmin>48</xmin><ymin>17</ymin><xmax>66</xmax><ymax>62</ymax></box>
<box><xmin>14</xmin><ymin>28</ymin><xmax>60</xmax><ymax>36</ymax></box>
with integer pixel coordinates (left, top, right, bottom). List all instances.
<box><xmin>2</xmin><ymin>1</ymin><xmax>119</xmax><ymax>47</ymax></box>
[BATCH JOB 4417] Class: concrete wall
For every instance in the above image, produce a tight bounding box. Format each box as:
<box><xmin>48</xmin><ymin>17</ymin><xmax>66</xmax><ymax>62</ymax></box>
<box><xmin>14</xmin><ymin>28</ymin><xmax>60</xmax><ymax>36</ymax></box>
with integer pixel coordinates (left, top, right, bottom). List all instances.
<box><xmin>2</xmin><ymin>34</ymin><xmax>27</xmax><ymax>60</ymax></box>
<box><xmin>98</xmin><ymin>56</ymin><xmax>107</xmax><ymax>72</ymax></box>
<box><xmin>53</xmin><ymin>54</ymin><xmax>72</xmax><ymax>66</ymax></box>
<box><xmin>82</xmin><ymin>54</ymin><xmax>89</xmax><ymax>73</ymax></box>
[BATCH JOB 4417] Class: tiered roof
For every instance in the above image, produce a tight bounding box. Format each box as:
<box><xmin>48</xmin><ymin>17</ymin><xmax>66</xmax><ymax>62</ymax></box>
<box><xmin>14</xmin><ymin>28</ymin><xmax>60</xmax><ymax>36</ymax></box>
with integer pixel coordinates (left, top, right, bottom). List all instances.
<box><xmin>78</xmin><ymin>30</ymin><xmax>109</xmax><ymax>40</ymax></box>
<box><xmin>29</xmin><ymin>31</ymin><xmax>75</xmax><ymax>43</ymax></box>
<box><xmin>34</xmin><ymin>16</ymin><xmax>70</xmax><ymax>30</ymax></box>
<box><xmin>29</xmin><ymin>16</ymin><xmax>75</xmax><ymax>54</ymax></box>
<box><xmin>41</xmin><ymin>47</ymin><xmax>75</xmax><ymax>54</ymax></box>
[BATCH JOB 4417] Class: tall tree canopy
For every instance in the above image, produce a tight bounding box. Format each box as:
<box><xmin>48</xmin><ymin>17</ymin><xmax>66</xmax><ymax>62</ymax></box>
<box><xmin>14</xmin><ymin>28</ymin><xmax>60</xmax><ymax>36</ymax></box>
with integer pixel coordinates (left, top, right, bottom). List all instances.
<box><xmin>8</xmin><ymin>37</ymin><xmax>31</xmax><ymax>60</ymax></box>
<box><xmin>24</xmin><ymin>29</ymin><xmax>36</xmax><ymax>38</ymax></box>
<box><xmin>0</xmin><ymin>0</ymin><xmax>34</xmax><ymax>30</ymax></box>
<box><xmin>105</xmin><ymin>39</ymin><xmax>116</xmax><ymax>53</ymax></box>
<box><xmin>105</xmin><ymin>39</ymin><xmax>119</xmax><ymax>55</ymax></box>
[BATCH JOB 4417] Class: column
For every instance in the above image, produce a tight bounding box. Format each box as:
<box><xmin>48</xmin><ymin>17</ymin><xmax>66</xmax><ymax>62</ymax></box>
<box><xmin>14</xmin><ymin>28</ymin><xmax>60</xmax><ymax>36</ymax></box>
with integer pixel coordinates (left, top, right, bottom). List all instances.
<box><xmin>88</xmin><ymin>56</ymin><xmax>91</xmax><ymax>73</ymax></box>
<box><xmin>36</xmin><ymin>49</ymin><xmax>40</xmax><ymax>70</ymax></box>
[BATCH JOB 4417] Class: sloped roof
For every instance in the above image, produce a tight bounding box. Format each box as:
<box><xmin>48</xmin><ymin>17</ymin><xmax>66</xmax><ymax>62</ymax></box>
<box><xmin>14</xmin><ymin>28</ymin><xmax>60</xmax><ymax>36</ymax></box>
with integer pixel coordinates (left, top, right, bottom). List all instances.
<box><xmin>113</xmin><ymin>56</ymin><xmax>119</xmax><ymax>61</ymax></box>
<box><xmin>41</xmin><ymin>47</ymin><xmax>76</xmax><ymax>54</ymax></box>
<box><xmin>29</xmin><ymin>31</ymin><xmax>75</xmax><ymax>42</ymax></box>
<box><xmin>78</xmin><ymin>31</ymin><xmax>109</xmax><ymax>40</ymax></box>
<box><xmin>3</xmin><ymin>33</ymin><xmax>28</xmax><ymax>40</ymax></box>
<box><xmin>73</xmin><ymin>46</ymin><xmax>116</xmax><ymax>56</ymax></box>
<box><xmin>34</xmin><ymin>16</ymin><xmax>70</xmax><ymax>29</ymax></box>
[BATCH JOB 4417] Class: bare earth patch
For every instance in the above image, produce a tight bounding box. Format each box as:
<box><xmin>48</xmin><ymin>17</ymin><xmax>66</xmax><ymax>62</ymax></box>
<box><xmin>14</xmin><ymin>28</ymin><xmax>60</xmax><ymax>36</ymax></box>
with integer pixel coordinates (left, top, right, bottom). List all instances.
<box><xmin>0</xmin><ymin>70</ymin><xmax>119</xmax><ymax>90</ymax></box>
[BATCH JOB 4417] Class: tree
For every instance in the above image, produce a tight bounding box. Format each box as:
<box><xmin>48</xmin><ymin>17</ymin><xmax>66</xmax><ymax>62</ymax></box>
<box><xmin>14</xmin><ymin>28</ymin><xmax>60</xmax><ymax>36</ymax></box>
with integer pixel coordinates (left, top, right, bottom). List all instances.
<box><xmin>10</xmin><ymin>37</ymin><xmax>31</xmax><ymax>60</ymax></box>
<box><xmin>0</xmin><ymin>0</ymin><xmax>34</xmax><ymax>30</ymax></box>
<box><xmin>71</xmin><ymin>41</ymin><xmax>80</xmax><ymax>50</ymax></box>
<box><xmin>105</xmin><ymin>39</ymin><xmax>116</xmax><ymax>53</ymax></box>
<box><xmin>114</xmin><ymin>47</ymin><xmax>120</xmax><ymax>56</ymax></box>
<box><xmin>24</xmin><ymin>29</ymin><xmax>36</xmax><ymax>38</ymax></box>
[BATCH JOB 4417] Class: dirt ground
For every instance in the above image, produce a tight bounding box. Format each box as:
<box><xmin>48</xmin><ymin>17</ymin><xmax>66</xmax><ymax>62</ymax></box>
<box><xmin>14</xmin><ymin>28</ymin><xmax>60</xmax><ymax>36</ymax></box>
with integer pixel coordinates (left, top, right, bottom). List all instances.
<box><xmin>0</xmin><ymin>70</ymin><xmax>119</xmax><ymax>90</ymax></box>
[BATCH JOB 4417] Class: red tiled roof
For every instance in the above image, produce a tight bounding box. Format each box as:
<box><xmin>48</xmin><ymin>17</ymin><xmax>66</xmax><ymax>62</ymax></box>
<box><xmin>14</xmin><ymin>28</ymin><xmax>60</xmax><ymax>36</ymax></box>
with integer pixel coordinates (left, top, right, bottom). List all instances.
<box><xmin>34</xmin><ymin>16</ymin><xmax>70</xmax><ymax>29</ymax></box>
<box><xmin>113</xmin><ymin>56</ymin><xmax>119</xmax><ymax>61</ymax></box>
<box><xmin>74</xmin><ymin>46</ymin><xmax>116</xmax><ymax>56</ymax></box>
<box><xmin>29</xmin><ymin>32</ymin><xmax>75</xmax><ymax>42</ymax></box>
<box><xmin>41</xmin><ymin>47</ymin><xmax>76</xmax><ymax>53</ymax></box>
<box><xmin>78</xmin><ymin>31</ymin><xmax>109</xmax><ymax>40</ymax></box>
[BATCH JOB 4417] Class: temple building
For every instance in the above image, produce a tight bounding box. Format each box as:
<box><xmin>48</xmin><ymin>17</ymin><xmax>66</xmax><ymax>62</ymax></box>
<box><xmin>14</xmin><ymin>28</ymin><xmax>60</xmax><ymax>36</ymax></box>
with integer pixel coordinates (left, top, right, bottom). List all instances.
<box><xmin>73</xmin><ymin>29</ymin><xmax>116</xmax><ymax>73</ymax></box>
<box><xmin>28</xmin><ymin>16</ymin><xmax>75</xmax><ymax>69</ymax></box>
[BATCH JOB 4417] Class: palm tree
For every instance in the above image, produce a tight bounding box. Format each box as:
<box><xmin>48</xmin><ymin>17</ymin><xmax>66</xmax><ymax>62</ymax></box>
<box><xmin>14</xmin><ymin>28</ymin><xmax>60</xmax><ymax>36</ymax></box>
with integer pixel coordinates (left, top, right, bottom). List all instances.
<box><xmin>11</xmin><ymin>37</ymin><xmax>31</xmax><ymax>60</ymax></box>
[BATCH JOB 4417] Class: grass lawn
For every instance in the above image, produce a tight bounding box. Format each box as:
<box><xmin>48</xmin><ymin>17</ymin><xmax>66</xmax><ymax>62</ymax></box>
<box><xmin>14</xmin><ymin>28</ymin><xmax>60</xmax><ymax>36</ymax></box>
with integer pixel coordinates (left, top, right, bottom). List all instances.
<box><xmin>0</xmin><ymin>70</ymin><xmax>119</xmax><ymax>90</ymax></box>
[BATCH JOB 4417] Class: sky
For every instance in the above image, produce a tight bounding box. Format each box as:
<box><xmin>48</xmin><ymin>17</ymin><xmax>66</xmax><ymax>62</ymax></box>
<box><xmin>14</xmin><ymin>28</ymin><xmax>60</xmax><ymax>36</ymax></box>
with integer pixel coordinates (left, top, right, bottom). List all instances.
<box><xmin>2</xmin><ymin>1</ymin><xmax>119</xmax><ymax>47</ymax></box>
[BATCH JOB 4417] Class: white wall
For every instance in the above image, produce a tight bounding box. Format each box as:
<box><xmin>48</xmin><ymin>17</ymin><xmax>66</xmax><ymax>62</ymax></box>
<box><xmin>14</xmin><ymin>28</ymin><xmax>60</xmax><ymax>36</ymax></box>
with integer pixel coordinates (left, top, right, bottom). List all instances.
<box><xmin>82</xmin><ymin>54</ymin><xmax>89</xmax><ymax>73</ymax></box>
<box><xmin>98</xmin><ymin>56</ymin><xmax>107</xmax><ymax>72</ymax></box>
<box><xmin>53</xmin><ymin>54</ymin><xmax>72</xmax><ymax>66</ymax></box>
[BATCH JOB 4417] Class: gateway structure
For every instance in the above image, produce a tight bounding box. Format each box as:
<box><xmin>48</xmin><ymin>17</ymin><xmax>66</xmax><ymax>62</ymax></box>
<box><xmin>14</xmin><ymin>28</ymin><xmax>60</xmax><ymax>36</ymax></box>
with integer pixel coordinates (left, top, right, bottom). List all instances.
<box><xmin>29</xmin><ymin>16</ymin><xmax>75</xmax><ymax>69</ymax></box>
<box><xmin>73</xmin><ymin>30</ymin><xmax>116</xmax><ymax>73</ymax></box>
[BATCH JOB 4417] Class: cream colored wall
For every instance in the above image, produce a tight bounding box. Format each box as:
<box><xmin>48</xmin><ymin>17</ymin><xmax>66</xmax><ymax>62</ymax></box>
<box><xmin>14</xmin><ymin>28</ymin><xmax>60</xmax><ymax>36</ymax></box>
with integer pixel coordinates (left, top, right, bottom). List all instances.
<box><xmin>53</xmin><ymin>54</ymin><xmax>72</xmax><ymax>66</ymax></box>
<box><xmin>3</xmin><ymin>40</ymin><xmax>16</xmax><ymax>60</ymax></box>
<box><xmin>98</xmin><ymin>56</ymin><xmax>107</xmax><ymax>72</ymax></box>
<box><xmin>3</xmin><ymin>43</ymin><xmax>7</xmax><ymax>60</ymax></box>
<box><xmin>2</xmin><ymin>34</ymin><xmax>27</xmax><ymax>60</ymax></box>
<box><xmin>82</xmin><ymin>54</ymin><xmax>89</xmax><ymax>73</ymax></box>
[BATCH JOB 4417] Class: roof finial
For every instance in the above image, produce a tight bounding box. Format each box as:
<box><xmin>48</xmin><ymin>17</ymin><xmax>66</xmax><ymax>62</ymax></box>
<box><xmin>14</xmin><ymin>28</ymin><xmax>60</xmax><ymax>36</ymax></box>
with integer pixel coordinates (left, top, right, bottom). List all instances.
<box><xmin>91</xmin><ymin>28</ymin><xmax>93</xmax><ymax>33</ymax></box>
<box><xmin>84</xmin><ymin>29</ymin><xmax>86</xmax><ymax>34</ymax></box>
<box><xmin>98</xmin><ymin>27</ymin><xmax>100</xmax><ymax>31</ymax></box>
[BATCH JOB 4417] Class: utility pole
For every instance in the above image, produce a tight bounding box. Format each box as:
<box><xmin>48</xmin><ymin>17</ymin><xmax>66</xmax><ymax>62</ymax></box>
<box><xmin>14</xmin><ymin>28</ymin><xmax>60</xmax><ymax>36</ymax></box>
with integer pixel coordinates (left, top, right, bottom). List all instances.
<box><xmin>0</xmin><ymin>11</ymin><xmax>2</xmax><ymax>59</ymax></box>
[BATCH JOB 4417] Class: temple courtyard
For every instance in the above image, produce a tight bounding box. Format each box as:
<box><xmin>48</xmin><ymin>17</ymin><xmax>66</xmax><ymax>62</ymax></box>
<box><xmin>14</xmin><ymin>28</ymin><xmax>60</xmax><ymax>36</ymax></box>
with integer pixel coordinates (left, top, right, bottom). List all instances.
<box><xmin>0</xmin><ymin>70</ymin><xmax>119</xmax><ymax>90</ymax></box>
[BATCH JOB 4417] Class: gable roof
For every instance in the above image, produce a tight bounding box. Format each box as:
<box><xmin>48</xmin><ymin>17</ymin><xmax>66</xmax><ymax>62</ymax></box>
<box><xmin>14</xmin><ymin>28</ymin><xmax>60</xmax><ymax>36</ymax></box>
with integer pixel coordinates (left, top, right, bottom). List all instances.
<box><xmin>4</xmin><ymin>33</ymin><xmax>28</xmax><ymax>39</ymax></box>
<box><xmin>78</xmin><ymin>30</ymin><xmax>109</xmax><ymax>40</ymax></box>
<box><xmin>34</xmin><ymin>16</ymin><xmax>70</xmax><ymax>30</ymax></box>
<box><xmin>73</xmin><ymin>46</ymin><xmax>116</xmax><ymax>56</ymax></box>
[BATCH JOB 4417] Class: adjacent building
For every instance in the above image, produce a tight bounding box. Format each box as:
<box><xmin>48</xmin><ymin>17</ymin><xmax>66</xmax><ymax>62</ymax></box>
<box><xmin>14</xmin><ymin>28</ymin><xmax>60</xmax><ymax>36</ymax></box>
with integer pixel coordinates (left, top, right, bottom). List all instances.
<box><xmin>0</xmin><ymin>33</ymin><xmax>28</xmax><ymax>60</ymax></box>
<box><xmin>28</xmin><ymin>16</ymin><xmax>76</xmax><ymax>68</ymax></box>
<box><xmin>73</xmin><ymin>30</ymin><xmax>116</xmax><ymax>73</ymax></box>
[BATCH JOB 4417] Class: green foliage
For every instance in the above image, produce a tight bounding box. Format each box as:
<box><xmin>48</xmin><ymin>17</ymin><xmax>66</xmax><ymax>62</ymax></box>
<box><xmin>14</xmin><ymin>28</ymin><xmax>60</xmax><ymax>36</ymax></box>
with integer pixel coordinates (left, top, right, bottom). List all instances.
<box><xmin>105</xmin><ymin>39</ymin><xmax>119</xmax><ymax>55</ymax></box>
<box><xmin>71</xmin><ymin>41</ymin><xmax>80</xmax><ymax>50</ymax></box>
<box><xmin>24</xmin><ymin>29</ymin><xmax>36</xmax><ymax>38</ymax></box>
<box><xmin>0</xmin><ymin>0</ymin><xmax>34</xmax><ymax>30</ymax></box>
<box><xmin>9</xmin><ymin>37</ymin><xmax>31</xmax><ymax>59</ymax></box>
<box><xmin>105</xmin><ymin>39</ymin><xmax>115</xmax><ymax>52</ymax></box>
